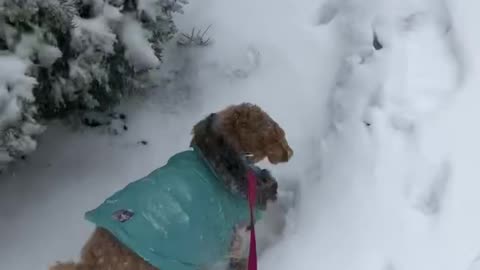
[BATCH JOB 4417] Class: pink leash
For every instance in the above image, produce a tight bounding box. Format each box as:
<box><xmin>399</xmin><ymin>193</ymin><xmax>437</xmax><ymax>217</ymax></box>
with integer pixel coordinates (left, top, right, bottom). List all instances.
<box><xmin>247</xmin><ymin>170</ymin><xmax>258</xmax><ymax>270</ymax></box>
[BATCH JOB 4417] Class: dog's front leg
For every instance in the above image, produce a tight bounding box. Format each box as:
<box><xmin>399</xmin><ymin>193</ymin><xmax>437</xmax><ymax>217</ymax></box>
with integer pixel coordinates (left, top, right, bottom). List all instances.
<box><xmin>228</xmin><ymin>223</ymin><xmax>250</xmax><ymax>270</ymax></box>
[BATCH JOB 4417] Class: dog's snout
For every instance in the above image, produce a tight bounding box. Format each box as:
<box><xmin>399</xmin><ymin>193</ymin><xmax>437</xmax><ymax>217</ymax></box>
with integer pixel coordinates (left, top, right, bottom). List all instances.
<box><xmin>282</xmin><ymin>142</ymin><xmax>293</xmax><ymax>161</ymax></box>
<box><xmin>287</xmin><ymin>147</ymin><xmax>293</xmax><ymax>159</ymax></box>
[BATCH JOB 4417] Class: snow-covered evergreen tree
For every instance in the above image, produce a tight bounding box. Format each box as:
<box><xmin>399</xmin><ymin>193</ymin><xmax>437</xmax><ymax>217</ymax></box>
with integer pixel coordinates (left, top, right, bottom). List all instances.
<box><xmin>0</xmin><ymin>0</ymin><xmax>187</xmax><ymax>169</ymax></box>
<box><xmin>0</xmin><ymin>54</ymin><xmax>45</xmax><ymax>167</ymax></box>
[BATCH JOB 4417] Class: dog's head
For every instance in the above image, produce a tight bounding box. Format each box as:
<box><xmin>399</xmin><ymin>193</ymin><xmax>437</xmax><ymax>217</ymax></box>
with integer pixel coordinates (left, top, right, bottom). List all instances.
<box><xmin>217</xmin><ymin>103</ymin><xmax>293</xmax><ymax>164</ymax></box>
<box><xmin>190</xmin><ymin>103</ymin><xmax>292</xmax><ymax>207</ymax></box>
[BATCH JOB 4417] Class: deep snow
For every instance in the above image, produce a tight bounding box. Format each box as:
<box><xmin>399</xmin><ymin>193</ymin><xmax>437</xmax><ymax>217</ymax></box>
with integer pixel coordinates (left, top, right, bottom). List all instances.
<box><xmin>1</xmin><ymin>0</ymin><xmax>480</xmax><ymax>270</ymax></box>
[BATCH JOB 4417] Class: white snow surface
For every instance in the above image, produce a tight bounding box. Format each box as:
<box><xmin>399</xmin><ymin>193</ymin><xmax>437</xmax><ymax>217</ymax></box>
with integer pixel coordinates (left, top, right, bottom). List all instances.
<box><xmin>1</xmin><ymin>0</ymin><xmax>480</xmax><ymax>270</ymax></box>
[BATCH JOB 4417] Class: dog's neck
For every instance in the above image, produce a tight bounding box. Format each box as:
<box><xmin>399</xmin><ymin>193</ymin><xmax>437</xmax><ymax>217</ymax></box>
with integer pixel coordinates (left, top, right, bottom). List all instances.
<box><xmin>190</xmin><ymin>113</ymin><xmax>251</xmax><ymax>200</ymax></box>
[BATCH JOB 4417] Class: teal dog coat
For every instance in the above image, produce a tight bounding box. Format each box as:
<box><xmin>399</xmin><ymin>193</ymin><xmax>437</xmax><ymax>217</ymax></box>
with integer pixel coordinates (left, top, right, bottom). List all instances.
<box><xmin>85</xmin><ymin>147</ymin><xmax>264</xmax><ymax>270</ymax></box>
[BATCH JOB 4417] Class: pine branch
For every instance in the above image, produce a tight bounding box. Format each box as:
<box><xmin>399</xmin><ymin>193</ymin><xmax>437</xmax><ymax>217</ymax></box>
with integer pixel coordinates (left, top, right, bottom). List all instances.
<box><xmin>177</xmin><ymin>25</ymin><xmax>212</xmax><ymax>47</ymax></box>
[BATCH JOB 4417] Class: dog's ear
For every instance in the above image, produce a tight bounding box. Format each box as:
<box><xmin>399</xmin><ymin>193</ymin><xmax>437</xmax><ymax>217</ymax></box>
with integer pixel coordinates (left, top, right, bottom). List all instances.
<box><xmin>190</xmin><ymin>113</ymin><xmax>217</xmax><ymax>147</ymax></box>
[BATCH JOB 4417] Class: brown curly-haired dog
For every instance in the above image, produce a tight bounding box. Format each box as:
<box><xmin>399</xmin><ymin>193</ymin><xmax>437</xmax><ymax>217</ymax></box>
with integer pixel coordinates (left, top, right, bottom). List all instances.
<box><xmin>49</xmin><ymin>103</ymin><xmax>293</xmax><ymax>270</ymax></box>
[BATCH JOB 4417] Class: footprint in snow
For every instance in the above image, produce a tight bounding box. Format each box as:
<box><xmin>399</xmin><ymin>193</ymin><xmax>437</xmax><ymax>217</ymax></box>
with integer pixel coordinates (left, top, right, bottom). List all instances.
<box><xmin>414</xmin><ymin>160</ymin><xmax>451</xmax><ymax>216</ymax></box>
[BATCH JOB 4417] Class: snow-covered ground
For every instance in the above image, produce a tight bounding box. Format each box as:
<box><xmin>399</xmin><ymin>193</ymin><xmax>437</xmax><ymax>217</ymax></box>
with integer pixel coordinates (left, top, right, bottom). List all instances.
<box><xmin>1</xmin><ymin>0</ymin><xmax>479</xmax><ymax>270</ymax></box>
